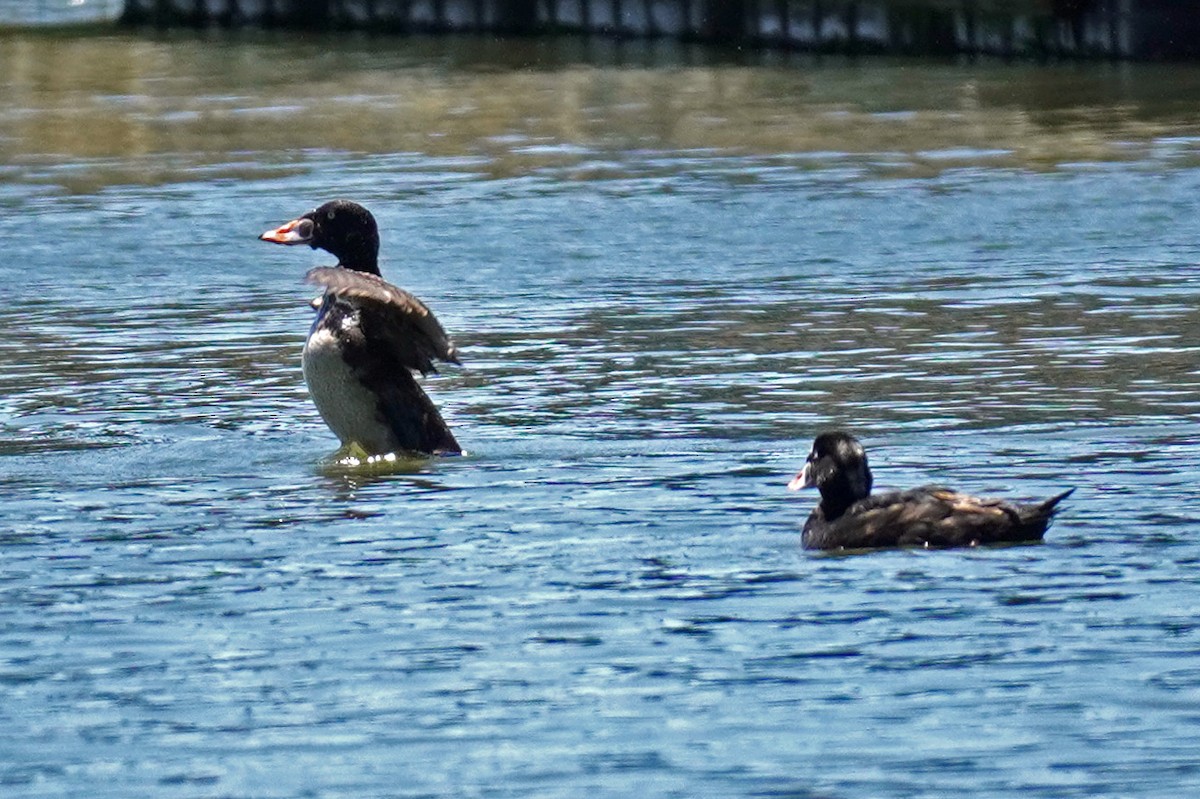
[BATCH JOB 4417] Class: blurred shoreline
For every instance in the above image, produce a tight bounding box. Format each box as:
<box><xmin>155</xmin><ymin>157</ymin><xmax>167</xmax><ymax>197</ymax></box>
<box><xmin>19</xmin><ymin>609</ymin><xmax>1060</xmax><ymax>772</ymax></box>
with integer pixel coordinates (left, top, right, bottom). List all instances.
<box><xmin>6</xmin><ymin>1</ymin><xmax>1200</xmax><ymax>61</ymax></box>
<box><xmin>5</xmin><ymin>31</ymin><xmax>1200</xmax><ymax>197</ymax></box>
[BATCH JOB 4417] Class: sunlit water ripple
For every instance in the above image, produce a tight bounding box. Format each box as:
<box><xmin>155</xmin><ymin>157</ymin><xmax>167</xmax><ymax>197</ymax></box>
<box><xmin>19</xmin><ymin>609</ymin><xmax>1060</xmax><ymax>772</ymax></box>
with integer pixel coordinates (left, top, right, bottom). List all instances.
<box><xmin>1</xmin><ymin>34</ymin><xmax>1199</xmax><ymax>799</ymax></box>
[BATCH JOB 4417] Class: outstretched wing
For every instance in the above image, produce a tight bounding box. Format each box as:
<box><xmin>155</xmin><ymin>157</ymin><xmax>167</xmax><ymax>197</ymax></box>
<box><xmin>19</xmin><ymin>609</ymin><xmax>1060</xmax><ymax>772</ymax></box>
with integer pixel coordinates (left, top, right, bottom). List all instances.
<box><xmin>305</xmin><ymin>267</ymin><xmax>460</xmax><ymax>375</ymax></box>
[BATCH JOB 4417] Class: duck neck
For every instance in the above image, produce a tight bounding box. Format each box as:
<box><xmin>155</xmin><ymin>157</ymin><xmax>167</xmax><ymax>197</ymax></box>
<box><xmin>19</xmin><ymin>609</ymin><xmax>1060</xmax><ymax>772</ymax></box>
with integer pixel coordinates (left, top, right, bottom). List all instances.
<box><xmin>334</xmin><ymin>226</ymin><xmax>381</xmax><ymax>275</ymax></box>
<box><xmin>818</xmin><ymin>490</ymin><xmax>857</xmax><ymax>523</ymax></box>
<box><xmin>817</xmin><ymin>472</ymin><xmax>870</xmax><ymax>522</ymax></box>
<box><xmin>338</xmin><ymin>250</ymin><xmax>380</xmax><ymax>276</ymax></box>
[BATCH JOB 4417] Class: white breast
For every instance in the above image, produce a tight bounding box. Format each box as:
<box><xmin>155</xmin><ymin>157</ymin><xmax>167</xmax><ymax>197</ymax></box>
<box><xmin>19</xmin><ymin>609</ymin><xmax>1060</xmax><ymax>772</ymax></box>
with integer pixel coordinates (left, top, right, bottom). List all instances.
<box><xmin>301</xmin><ymin>323</ymin><xmax>396</xmax><ymax>454</ymax></box>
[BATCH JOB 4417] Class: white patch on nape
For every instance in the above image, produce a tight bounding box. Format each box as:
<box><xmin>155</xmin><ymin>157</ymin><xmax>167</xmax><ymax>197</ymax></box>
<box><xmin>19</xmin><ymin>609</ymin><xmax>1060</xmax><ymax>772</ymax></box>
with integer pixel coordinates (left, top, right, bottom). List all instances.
<box><xmin>301</xmin><ymin>327</ymin><xmax>396</xmax><ymax>455</ymax></box>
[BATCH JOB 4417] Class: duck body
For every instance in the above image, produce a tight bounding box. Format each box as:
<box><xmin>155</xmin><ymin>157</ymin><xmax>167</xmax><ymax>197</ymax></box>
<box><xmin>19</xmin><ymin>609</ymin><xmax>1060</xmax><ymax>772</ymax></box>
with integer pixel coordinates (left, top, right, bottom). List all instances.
<box><xmin>790</xmin><ymin>432</ymin><xmax>1072</xmax><ymax>551</ymax></box>
<box><xmin>261</xmin><ymin>200</ymin><xmax>461</xmax><ymax>456</ymax></box>
<box><xmin>800</xmin><ymin>484</ymin><xmax>1073</xmax><ymax>551</ymax></box>
<box><xmin>302</xmin><ymin>292</ymin><xmax>459</xmax><ymax>455</ymax></box>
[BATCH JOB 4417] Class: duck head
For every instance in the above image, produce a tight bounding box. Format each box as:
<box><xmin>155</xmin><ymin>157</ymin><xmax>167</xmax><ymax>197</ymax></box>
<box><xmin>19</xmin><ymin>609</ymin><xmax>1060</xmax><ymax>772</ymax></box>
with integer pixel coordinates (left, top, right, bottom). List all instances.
<box><xmin>260</xmin><ymin>199</ymin><xmax>381</xmax><ymax>275</ymax></box>
<box><xmin>788</xmin><ymin>431</ymin><xmax>873</xmax><ymax>520</ymax></box>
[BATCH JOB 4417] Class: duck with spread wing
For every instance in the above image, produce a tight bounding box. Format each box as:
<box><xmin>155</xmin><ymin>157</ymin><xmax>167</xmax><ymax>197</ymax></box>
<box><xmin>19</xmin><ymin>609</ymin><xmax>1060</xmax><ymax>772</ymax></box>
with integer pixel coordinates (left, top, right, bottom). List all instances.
<box><xmin>260</xmin><ymin>200</ymin><xmax>461</xmax><ymax>456</ymax></box>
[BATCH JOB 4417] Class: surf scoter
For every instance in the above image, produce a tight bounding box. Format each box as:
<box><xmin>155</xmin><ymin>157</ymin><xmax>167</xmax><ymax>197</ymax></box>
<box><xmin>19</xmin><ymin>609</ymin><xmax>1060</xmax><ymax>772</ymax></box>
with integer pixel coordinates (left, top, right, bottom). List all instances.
<box><xmin>788</xmin><ymin>431</ymin><xmax>1072</xmax><ymax>551</ymax></box>
<box><xmin>260</xmin><ymin>199</ymin><xmax>461</xmax><ymax>456</ymax></box>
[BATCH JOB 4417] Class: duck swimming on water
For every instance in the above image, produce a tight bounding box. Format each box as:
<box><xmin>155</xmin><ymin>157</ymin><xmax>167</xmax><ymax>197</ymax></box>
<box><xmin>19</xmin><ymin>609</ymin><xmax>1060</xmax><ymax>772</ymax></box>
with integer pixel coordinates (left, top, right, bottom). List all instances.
<box><xmin>788</xmin><ymin>432</ymin><xmax>1072</xmax><ymax>551</ymax></box>
<box><xmin>260</xmin><ymin>199</ymin><xmax>461</xmax><ymax>456</ymax></box>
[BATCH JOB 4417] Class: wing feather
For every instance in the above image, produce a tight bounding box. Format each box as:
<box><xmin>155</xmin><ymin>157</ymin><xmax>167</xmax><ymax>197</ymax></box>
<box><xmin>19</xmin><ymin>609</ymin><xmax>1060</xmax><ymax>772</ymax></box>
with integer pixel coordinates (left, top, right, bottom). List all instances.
<box><xmin>305</xmin><ymin>266</ymin><xmax>460</xmax><ymax>374</ymax></box>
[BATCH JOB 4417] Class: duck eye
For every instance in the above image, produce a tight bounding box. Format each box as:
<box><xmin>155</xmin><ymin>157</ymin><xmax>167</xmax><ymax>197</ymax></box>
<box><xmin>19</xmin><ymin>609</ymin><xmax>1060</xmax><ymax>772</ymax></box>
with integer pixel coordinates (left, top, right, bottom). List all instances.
<box><xmin>327</xmin><ymin>209</ymin><xmax>336</xmax><ymax>220</ymax></box>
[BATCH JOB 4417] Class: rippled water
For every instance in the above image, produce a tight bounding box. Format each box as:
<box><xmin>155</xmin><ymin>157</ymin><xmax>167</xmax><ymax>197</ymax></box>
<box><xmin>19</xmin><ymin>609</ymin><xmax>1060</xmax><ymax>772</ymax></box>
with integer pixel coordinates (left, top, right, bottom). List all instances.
<box><xmin>2</xmin><ymin>31</ymin><xmax>1199</xmax><ymax>798</ymax></box>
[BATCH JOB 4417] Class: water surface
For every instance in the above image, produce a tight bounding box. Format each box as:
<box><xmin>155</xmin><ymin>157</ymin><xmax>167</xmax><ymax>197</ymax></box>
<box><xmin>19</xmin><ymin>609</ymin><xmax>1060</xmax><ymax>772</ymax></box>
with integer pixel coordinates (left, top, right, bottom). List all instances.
<box><xmin>1</xmin><ymin>31</ymin><xmax>1199</xmax><ymax>798</ymax></box>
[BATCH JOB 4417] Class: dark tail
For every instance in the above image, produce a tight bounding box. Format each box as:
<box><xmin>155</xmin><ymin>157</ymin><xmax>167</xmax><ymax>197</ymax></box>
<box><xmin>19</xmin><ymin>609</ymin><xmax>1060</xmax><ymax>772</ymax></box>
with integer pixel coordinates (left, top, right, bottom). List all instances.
<box><xmin>1018</xmin><ymin>487</ymin><xmax>1074</xmax><ymax>538</ymax></box>
<box><xmin>1038</xmin><ymin>488</ymin><xmax>1075</xmax><ymax>515</ymax></box>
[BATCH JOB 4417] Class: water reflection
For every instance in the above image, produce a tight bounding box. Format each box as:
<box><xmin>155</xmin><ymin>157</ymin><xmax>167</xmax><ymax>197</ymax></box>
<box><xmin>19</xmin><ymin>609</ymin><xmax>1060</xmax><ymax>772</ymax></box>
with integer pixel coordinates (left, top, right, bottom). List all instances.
<box><xmin>6</xmin><ymin>32</ymin><xmax>1200</xmax><ymax>191</ymax></box>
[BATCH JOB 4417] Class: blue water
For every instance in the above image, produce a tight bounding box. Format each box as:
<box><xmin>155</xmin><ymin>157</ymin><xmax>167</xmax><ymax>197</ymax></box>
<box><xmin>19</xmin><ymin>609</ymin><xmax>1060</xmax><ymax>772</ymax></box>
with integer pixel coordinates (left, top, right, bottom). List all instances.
<box><xmin>1</xmin><ymin>0</ymin><xmax>121</xmax><ymax>26</ymax></box>
<box><xmin>2</xmin><ymin>33</ymin><xmax>1200</xmax><ymax>798</ymax></box>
